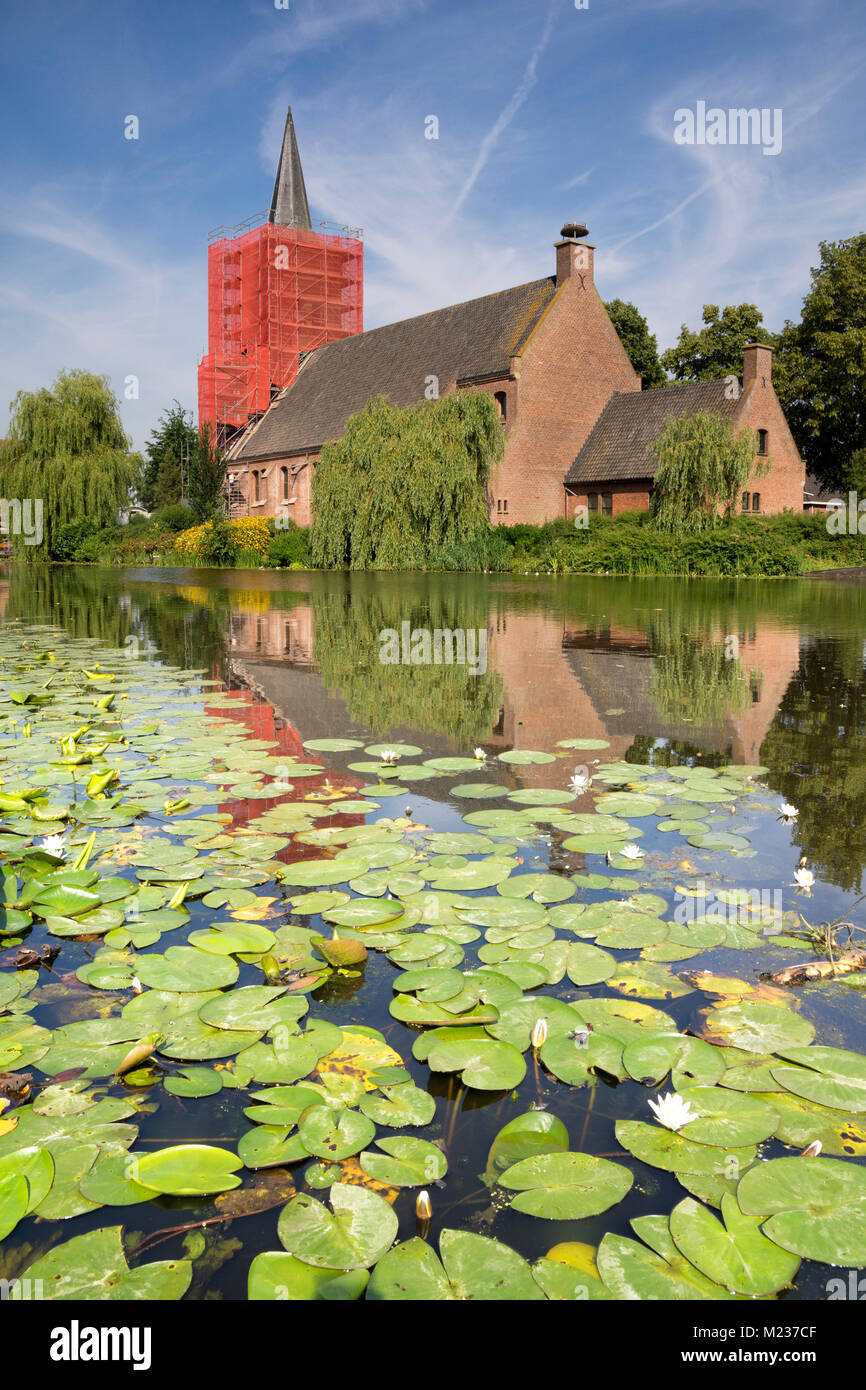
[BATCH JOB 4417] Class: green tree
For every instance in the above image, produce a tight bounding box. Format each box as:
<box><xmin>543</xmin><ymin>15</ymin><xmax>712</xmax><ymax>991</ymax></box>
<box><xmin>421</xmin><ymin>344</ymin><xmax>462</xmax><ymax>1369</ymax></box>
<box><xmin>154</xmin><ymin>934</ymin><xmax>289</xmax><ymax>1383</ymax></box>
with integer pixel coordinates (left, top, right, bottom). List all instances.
<box><xmin>0</xmin><ymin>369</ymin><xmax>135</xmax><ymax>557</ymax></box>
<box><xmin>141</xmin><ymin>401</ymin><xmax>197</xmax><ymax>512</ymax></box>
<box><xmin>311</xmin><ymin>392</ymin><xmax>504</xmax><ymax>570</ymax></box>
<box><xmin>188</xmin><ymin>419</ymin><xmax>227</xmax><ymax>522</ymax></box>
<box><xmin>774</xmin><ymin>235</ymin><xmax>866</xmax><ymax>489</ymax></box>
<box><xmin>605</xmin><ymin>299</ymin><xmax>667</xmax><ymax>387</ymax></box>
<box><xmin>660</xmin><ymin>303</ymin><xmax>772</xmax><ymax>381</ymax></box>
<box><xmin>650</xmin><ymin>411</ymin><xmax>756</xmax><ymax>533</ymax></box>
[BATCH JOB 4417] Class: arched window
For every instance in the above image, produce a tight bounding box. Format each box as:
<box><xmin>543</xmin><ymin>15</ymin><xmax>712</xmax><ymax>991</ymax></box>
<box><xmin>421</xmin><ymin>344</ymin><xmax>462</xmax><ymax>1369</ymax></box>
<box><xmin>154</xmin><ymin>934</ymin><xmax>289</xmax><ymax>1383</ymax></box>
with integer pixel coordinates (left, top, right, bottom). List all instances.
<box><xmin>588</xmin><ymin>493</ymin><xmax>598</xmax><ymax>512</ymax></box>
<box><xmin>253</xmin><ymin>471</ymin><xmax>261</xmax><ymax>503</ymax></box>
<box><xmin>752</xmin><ymin>493</ymin><xmax>761</xmax><ymax>512</ymax></box>
<box><xmin>742</xmin><ymin>491</ymin><xmax>750</xmax><ymax>511</ymax></box>
<box><xmin>757</xmin><ymin>429</ymin><xmax>768</xmax><ymax>455</ymax></box>
<box><xmin>281</xmin><ymin>466</ymin><xmax>289</xmax><ymax>501</ymax></box>
<box><xmin>494</xmin><ymin>391</ymin><xmax>507</xmax><ymax>424</ymax></box>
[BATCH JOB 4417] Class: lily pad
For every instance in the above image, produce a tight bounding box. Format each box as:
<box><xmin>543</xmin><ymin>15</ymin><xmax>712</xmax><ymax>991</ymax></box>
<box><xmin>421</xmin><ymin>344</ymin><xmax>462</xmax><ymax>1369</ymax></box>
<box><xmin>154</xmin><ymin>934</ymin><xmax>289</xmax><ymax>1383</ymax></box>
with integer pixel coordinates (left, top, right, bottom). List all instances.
<box><xmin>498</xmin><ymin>1151</ymin><xmax>633</xmax><ymax>1220</ymax></box>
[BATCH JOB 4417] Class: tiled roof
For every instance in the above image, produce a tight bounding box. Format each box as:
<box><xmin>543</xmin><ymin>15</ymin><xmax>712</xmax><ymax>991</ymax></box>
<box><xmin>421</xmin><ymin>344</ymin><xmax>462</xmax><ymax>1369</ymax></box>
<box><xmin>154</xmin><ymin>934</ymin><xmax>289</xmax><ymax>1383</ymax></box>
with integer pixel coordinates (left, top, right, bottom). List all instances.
<box><xmin>804</xmin><ymin>473</ymin><xmax>837</xmax><ymax>505</ymax></box>
<box><xmin>232</xmin><ymin>277</ymin><xmax>557</xmax><ymax>460</ymax></box>
<box><xmin>565</xmin><ymin>380</ymin><xmax>739</xmax><ymax>485</ymax></box>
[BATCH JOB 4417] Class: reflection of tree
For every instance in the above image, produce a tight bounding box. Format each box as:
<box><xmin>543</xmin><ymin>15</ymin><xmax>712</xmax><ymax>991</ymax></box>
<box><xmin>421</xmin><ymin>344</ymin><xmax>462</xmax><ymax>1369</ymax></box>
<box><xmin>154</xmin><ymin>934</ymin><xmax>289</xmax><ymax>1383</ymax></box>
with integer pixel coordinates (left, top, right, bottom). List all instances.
<box><xmin>761</xmin><ymin>637</ymin><xmax>866</xmax><ymax>892</ymax></box>
<box><xmin>4</xmin><ymin>565</ymin><xmax>229</xmax><ymax>676</ymax></box>
<box><xmin>647</xmin><ymin>607</ymin><xmax>751</xmax><ymax>724</ymax></box>
<box><xmin>311</xmin><ymin>577</ymin><xmax>503</xmax><ymax>745</ymax></box>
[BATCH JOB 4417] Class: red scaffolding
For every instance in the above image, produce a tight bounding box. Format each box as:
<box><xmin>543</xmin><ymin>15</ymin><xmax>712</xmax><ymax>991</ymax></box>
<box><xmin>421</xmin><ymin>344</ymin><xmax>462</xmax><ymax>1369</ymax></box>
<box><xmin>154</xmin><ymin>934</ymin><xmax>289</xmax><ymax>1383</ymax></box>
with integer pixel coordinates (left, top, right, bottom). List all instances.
<box><xmin>198</xmin><ymin>215</ymin><xmax>363</xmax><ymax>439</ymax></box>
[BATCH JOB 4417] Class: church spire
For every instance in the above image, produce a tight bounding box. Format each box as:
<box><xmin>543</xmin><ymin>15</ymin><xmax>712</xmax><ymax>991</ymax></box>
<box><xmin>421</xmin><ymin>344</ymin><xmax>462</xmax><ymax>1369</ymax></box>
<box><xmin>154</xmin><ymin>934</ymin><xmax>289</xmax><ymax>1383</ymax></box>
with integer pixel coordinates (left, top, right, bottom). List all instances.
<box><xmin>268</xmin><ymin>107</ymin><xmax>312</xmax><ymax>230</ymax></box>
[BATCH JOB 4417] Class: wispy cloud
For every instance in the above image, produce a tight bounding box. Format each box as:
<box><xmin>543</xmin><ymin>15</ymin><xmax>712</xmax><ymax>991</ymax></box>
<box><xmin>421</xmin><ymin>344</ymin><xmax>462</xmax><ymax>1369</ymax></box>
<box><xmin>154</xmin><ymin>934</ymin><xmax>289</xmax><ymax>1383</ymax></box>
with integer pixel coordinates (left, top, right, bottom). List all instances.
<box><xmin>448</xmin><ymin>1</ymin><xmax>557</xmax><ymax>220</ymax></box>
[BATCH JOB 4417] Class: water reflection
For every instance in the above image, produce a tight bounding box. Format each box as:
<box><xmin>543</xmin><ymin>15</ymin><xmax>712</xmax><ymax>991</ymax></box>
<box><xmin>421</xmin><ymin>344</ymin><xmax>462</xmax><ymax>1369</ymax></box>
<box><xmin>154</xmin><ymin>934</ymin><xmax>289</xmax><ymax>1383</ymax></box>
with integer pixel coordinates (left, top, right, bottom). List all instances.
<box><xmin>5</xmin><ymin>563</ymin><xmax>866</xmax><ymax>890</ymax></box>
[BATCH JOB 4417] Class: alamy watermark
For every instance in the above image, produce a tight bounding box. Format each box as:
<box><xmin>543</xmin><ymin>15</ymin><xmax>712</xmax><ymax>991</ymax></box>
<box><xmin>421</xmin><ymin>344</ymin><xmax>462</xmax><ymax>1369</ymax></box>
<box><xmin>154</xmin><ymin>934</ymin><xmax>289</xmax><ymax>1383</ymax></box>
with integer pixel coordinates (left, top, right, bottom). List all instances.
<box><xmin>379</xmin><ymin>622</ymin><xmax>487</xmax><ymax>675</ymax></box>
<box><xmin>0</xmin><ymin>498</ymin><xmax>43</xmax><ymax>546</ymax></box>
<box><xmin>674</xmin><ymin>881</ymin><xmax>783</xmax><ymax>926</ymax></box>
<box><xmin>674</xmin><ymin>102</ymin><xmax>782</xmax><ymax>157</ymax></box>
<box><xmin>826</xmin><ymin>493</ymin><xmax>866</xmax><ymax>535</ymax></box>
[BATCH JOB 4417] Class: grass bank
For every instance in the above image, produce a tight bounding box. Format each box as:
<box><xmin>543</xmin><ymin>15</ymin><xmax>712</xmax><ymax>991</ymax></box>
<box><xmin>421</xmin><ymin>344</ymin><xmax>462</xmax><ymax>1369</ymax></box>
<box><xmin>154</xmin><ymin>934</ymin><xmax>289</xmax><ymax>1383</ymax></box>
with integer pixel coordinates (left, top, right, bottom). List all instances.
<box><xmin>36</xmin><ymin>508</ymin><xmax>865</xmax><ymax>579</ymax></box>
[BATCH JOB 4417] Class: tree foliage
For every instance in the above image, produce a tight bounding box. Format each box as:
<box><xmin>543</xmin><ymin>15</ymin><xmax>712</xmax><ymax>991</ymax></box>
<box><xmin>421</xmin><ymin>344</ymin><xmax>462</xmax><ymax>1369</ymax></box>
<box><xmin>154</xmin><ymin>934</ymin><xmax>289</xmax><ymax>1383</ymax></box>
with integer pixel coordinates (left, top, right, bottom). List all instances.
<box><xmin>660</xmin><ymin>303</ymin><xmax>772</xmax><ymax>381</ymax></box>
<box><xmin>605</xmin><ymin>299</ymin><xmax>667</xmax><ymax>388</ymax></box>
<box><xmin>188</xmin><ymin>419</ymin><xmax>227</xmax><ymax>523</ymax></box>
<box><xmin>773</xmin><ymin>234</ymin><xmax>866</xmax><ymax>489</ymax></box>
<box><xmin>0</xmin><ymin>369</ymin><xmax>136</xmax><ymax>557</ymax></box>
<box><xmin>141</xmin><ymin>401</ymin><xmax>198</xmax><ymax>512</ymax></box>
<box><xmin>650</xmin><ymin>411</ymin><xmax>756</xmax><ymax>533</ymax></box>
<box><xmin>310</xmin><ymin>392</ymin><xmax>504</xmax><ymax>570</ymax></box>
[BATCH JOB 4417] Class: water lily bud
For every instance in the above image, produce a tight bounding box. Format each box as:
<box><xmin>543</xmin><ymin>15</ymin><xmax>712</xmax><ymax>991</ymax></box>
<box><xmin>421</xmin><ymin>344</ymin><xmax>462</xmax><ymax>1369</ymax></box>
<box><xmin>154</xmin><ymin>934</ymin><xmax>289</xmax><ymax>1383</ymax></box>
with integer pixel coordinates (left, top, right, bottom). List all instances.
<box><xmin>261</xmin><ymin>954</ymin><xmax>282</xmax><ymax>983</ymax></box>
<box><xmin>416</xmin><ymin>1190</ymin><xmax>432</xmax><ymax>1220</ymax></box>
<box><xmin>405</xmin><ymin>807</ymin><xmax>412</xmax><ymax>818</ymax></box>
<box><xmin>801</xmin><ymin>1140</ymin><xmax>822</xmax><ymax>1158</ymax></box>
<box><xmin>530</xmin><ymin>1018</ymin><xmax>549</xmax><ymax>1050</ymax></box>
<box><xmin>115</xmin><ymin>1033</ymin><xmax>161</xmax><ymax>1076</ymax></box>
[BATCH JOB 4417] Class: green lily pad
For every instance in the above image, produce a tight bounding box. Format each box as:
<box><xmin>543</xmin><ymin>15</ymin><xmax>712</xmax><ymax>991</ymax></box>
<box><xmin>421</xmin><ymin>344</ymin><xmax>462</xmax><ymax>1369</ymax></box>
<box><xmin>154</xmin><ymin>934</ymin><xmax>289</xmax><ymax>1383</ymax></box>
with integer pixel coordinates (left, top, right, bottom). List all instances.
<box><xmin>360</xmin><ymin>1136</ymin><xmax>447</xmax><ymax>1186</ymax></box>
<box><xmin>297</xmin><ymin>1106</ymin><xmax>376</xmax><ymax>1161</ymax></box>
<box><xmin>498</xmin><ymin>1151</ymin><xmax>633</xmax><ymax>1219</ymax></box>
<box><xmin>278</xmin><ymin>1185</ymin><xmax>398</xmax><ymax>1270</ymax></box>
<box><xmin>248</xmin><ymin>1250</ymin><xmax>369</xmax><ymax>1300</ymax></box>
<box><xmin>483</xmin><ymin>1111</ymin><xmax>570</xmax><ymax>1185</ymax></box>
<box><xmin>770</xmin><ymin>1047</ymin><xmax>866</xmax><ymax>1113</ymax></box>
<box><xmin>678</xmin><ymin>1086</ymin><xmax>780</xmax><ymax>1147</ymax></box>
<box><xmin>358</xmin><ymin>1082</ymin><xmax>436</xmax><ymax>1128</ymax></box>
<box><xmin>131</xmin><ymin>1144</ymin><xmax>243</xmax><ymax>1195</ymax></box>
<box><xmin>425</xmin><ymin>1036</ymin><xmax>526</xmax><ymax>1090</ymax></box>
<box><xmin>22</xmin><ymin>1225</ymin><xmax>191</xmax><ymax>1300</ymax></box>
<box><xmin>134</xmin><ymin>946</ymin><xmax>239</xmax><ymax>993</ymax></box>
<box><xmin>736</xmin><ymin>1156</ymin><xmax>866</xmax><ymax>1266</ymax></box>
<box><xmin>669</xmin><ymin>1194</ymin><xmax>800</xmax><ymax>1296</ymax></box>
<box><xmin>615</xmin><ymin>1120</ymin><xmax>757</xmax><ymax>1175</ymax></box>
<box><xmin>367</xmin><ymin>1231</ymin><xmax>544</xmax><ymax>1300</ymax></box>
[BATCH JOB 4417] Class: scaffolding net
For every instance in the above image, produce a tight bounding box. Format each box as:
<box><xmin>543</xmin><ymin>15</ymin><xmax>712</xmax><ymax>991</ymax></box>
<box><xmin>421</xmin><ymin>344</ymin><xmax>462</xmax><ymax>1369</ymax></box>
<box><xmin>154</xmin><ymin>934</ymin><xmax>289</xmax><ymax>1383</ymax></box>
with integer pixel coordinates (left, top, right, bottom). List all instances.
<box><xmin>198</xmin><ymin>217</ymin><xmax>363</xmax><ymax>441</ymax></box>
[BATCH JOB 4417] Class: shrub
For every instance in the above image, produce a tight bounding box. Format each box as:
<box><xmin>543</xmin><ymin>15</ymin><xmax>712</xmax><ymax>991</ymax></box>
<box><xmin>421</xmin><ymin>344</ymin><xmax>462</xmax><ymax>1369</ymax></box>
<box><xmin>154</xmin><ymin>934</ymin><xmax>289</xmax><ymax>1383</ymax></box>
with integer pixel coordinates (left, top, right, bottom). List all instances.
<box><xmin>428</xmin><ymin>527</ymin><xmax>512</xmax><ymax>571</ymax></box>
<box><xmin>173</xmin><ymin>516</ymin><xmax>272</xmax><ymax>566</ymax></box>
<box><xmin>51</xmin><ymin>517</ymin><xmax>100</xmax><ymax>561</ymax></box>
<box><xmin>268</xmin><ymin>524</ymin><xmax>311</xmax><ymax>568</ymax></box>
<box><xmin>151</xmin><ymin>503</ymin><xmax>193</xmax><ymax>533</ymax></box>
<box><xmin>199</xmin><ymin>520</ymin><xmax>238</xmax><ymax>567</ymax></box>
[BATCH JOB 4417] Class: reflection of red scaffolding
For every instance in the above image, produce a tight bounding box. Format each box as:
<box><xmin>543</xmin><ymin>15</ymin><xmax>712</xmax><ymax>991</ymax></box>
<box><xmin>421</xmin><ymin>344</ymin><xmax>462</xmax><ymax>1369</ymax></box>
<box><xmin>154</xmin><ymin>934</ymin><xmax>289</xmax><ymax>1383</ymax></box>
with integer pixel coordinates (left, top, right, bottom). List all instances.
<box><xmin>197</xmin><ymin>215</ymin><xmax>363</xmax><ymax>439</ymax></box>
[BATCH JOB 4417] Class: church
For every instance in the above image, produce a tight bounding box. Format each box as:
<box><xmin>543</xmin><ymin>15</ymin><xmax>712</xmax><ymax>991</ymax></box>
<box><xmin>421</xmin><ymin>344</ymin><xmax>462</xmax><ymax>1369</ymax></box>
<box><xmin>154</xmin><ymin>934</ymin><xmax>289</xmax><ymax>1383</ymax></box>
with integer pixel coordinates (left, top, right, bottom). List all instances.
<box><xmin>204</xmin><ymin>109</ymin><xmax>804</xmax><ymax>527</ymax></box>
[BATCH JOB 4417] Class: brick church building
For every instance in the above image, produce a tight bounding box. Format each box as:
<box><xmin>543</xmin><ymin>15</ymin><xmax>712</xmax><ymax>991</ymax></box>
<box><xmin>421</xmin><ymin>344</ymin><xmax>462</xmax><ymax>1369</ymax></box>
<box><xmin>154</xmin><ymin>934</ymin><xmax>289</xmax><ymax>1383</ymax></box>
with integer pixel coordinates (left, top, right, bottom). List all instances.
<box><xmin>220</xmin><ymin>113</ymin><xmax>804</xmax><ymax>526</ymax></box>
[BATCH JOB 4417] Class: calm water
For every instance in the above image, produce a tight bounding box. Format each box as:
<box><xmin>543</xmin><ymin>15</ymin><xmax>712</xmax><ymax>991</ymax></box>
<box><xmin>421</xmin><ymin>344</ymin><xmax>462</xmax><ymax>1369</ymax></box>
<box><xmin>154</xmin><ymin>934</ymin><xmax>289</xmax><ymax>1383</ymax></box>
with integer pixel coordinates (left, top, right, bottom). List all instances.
<box><xmin>3</xmin><ymin>562</ymin><xmax>866</xmax><ymax>1299</ymax></box>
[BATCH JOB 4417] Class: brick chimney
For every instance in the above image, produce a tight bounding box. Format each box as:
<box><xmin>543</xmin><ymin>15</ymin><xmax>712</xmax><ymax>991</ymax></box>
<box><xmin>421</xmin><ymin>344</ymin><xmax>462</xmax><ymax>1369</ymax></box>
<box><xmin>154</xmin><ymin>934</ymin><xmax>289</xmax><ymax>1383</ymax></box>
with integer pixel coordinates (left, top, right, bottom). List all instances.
<box><xmin>743</xmin><ymin>342</ymin><xmax>773</xmax><ymax>390</ymax></box>
<box><xmin>556</xmin><ymin>222</ymin><xmax>594</xmax><ymax>288</ymax></box>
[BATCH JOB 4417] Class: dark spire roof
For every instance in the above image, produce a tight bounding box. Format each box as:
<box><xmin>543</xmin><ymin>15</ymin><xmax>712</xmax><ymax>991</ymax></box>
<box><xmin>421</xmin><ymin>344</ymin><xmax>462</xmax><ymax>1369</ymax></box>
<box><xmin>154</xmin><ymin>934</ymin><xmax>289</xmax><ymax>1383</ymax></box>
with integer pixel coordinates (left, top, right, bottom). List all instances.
<box><xmin>268</xmin><ymin>107</ymin><xmax>312</xmax><ymax>230</ymax></box>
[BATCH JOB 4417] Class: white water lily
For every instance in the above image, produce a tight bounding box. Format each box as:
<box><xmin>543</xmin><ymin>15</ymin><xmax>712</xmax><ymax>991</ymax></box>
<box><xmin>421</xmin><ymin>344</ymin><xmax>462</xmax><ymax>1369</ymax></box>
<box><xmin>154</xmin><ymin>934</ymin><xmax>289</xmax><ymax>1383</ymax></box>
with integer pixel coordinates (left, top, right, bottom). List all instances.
<box><xmin>648</xmin><ymin>1092</ymin><xmax>697</xmax><ymax>1131</ymax></box>
<box><xmin>779</xmin><ymin>802</ymin><xmax>799</xmax><ymax>820</ymax></box>
<box><xmin>793</xmin><ymin>866</ymin><xmax>815</xmax><ymax>890</ymax></box>
<box><xmin>379</xmin><ymin>749</ymin><xmax>399</xmax><ymax>764</ymax></box>
<box><xmin>473</xmin><ymin>747</ymin><xmax>486</xmax><ymax>761</ymax></box>
<box><xmin>620</xmin><ymin>843</ymin><xmax>645</xmax><ymax>861</ymax></box>
<box><xmin>530</xmin><ymin>1017</ymin><xmax>549</xmax><ymax>1049</ymax></box>
<box><xmin>569</xmin><ymin>770</ymin><xmax>591</xmax><ymax>794</ymax></box>
<box><xmin>37</xmin><ymin>833</ymin><xmax>67</xmax><ymax>858</ymax></box>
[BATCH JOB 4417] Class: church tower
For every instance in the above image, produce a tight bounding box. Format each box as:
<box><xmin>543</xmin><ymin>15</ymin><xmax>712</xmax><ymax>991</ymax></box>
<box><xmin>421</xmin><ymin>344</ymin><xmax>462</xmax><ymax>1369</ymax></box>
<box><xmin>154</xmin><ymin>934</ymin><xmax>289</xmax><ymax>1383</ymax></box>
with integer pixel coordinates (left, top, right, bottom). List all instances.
<box><xmin>197</xmin><ymin>107</ymin><xmax>363</xmax><ymax>445</ymax></box>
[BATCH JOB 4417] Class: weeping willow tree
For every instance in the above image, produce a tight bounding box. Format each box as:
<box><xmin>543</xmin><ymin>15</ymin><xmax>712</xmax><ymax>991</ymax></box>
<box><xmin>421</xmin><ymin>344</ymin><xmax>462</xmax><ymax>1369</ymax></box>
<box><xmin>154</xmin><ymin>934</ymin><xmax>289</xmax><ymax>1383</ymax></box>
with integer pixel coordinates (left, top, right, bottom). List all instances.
<box><xmin>311</xmin><ymin>392</ymin><xmax>503</xmax><ymax>569</ymax></box>
<box><xmin>650</xmin><ymin>411</ymin><xmax>756</xmax><ymax>534</ymax></box>
<box><xmin>0</xmin><ymin>369</ymin><xmax>137</xmax><ymax>557</ymax></box>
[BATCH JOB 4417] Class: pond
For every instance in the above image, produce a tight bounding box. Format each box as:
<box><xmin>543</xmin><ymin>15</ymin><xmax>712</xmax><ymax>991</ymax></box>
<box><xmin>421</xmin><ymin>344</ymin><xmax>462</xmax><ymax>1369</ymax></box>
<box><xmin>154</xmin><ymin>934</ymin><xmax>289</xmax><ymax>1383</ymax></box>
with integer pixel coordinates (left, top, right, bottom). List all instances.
<box><xmin>1</xmin><ymin>562</ymin><xmax>866</xmax><ymax>1301</ymax></box>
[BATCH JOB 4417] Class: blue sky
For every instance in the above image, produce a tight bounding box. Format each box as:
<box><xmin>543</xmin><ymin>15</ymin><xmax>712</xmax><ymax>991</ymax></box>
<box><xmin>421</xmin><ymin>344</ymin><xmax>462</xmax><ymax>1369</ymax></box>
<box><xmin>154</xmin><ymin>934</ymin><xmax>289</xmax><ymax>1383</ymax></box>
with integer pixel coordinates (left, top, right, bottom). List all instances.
<box><xmin>1</xmin><ymin>0</ymin><xmax>864</xmax><ymax>451</ymax></box>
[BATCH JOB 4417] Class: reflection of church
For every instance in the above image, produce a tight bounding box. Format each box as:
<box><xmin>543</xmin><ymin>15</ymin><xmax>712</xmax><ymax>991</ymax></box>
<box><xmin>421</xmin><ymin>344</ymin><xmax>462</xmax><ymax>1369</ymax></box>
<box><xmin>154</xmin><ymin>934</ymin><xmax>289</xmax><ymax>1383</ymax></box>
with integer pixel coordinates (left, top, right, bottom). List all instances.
<box><xmin>221</xmin><ymin>585</ymin><xmax>801</xmax><ymax>773</ymax></box>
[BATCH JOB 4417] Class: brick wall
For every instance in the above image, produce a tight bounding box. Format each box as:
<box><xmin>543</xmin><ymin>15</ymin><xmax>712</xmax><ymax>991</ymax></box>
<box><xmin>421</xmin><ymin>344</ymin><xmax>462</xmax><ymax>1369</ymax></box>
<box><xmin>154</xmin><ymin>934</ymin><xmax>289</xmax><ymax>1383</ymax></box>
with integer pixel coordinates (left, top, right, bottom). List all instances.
<box><xmin>731</xmin><ymin>347</ymin><xmax>804</xmax><ymax>514</ymax></box>
<box><xmin>490</xmin><ymin>243</ymin><xmax>641</xmax><ymax>525</ymax></box>
<box><xmin>566</xmin><ymin>481</ymin><xmax>654</xmax><ymax>517</ymax></box>
<box><xmin>228</xmin><ymin>452</ymin><xmax>317</xmax><ymax>527</ymax></box>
